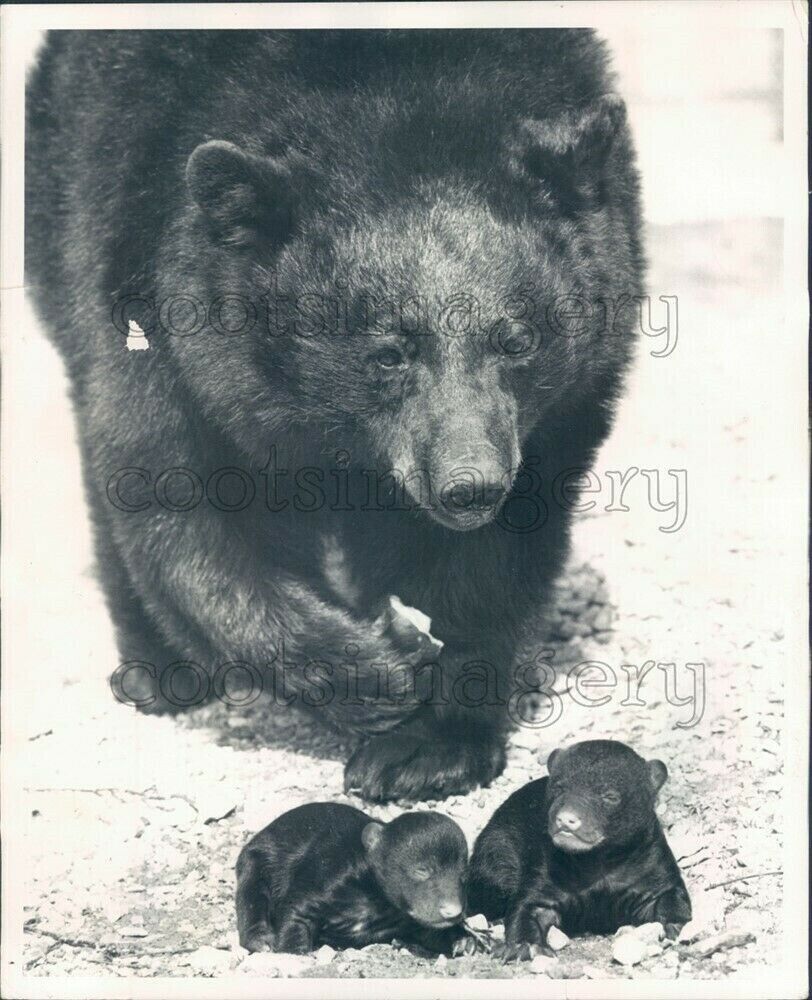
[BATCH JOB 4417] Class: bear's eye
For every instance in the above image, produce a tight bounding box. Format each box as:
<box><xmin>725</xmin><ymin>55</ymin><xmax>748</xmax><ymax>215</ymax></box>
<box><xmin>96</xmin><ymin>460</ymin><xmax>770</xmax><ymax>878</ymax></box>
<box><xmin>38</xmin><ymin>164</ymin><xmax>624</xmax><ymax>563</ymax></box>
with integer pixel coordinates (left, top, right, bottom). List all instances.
<box><xmin>411</xmin><ymin>867</ymin><xmax>431</xmax><ymax>881</ymax></box>
<box><xmin>374</xmin><ymin>347</ymin><xmax>405</xmax><ymax>369</ymax></box>
<box><xmin>602</xmin><ymin>790</ymin><xmax>621</xmax><ymax>806</ymax></box>
<box><xmin>490</xmin><ymin>320</ymin><xmax>538</xmax><ymax>359</ymax></box>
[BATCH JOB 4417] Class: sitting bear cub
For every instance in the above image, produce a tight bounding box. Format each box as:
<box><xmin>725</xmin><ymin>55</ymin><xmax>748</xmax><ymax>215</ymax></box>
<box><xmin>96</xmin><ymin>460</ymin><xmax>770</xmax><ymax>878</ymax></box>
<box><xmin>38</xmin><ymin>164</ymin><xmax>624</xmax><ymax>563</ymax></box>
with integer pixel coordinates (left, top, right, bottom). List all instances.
<box><xmin>466</xmin><ymin>740</ymin><xmax>692</xmax><ymax>961</ymax></box>
<box><xmin>26</xmin><ymin>31</ymin><xmax>642</xmax><ymax>801</ymax></box>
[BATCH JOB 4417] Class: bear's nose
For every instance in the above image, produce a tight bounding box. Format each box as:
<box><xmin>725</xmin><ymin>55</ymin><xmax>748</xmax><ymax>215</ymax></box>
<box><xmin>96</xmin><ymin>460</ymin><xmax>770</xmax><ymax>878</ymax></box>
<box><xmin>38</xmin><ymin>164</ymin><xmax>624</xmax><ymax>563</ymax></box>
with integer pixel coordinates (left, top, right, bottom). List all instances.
<box><xmin>441</xmin><ymin>478</ymin><xmax>506</xmax><ymax>512</ymax></box>
<box><xmin>438</xmin><ymin>901</ymin><xmax>464</xmax><ymax>921</ymax></box>
<box><xmin>555</xmin><ymin>809</ymin><xmax>582</xmax><ymax>831</ymax></box>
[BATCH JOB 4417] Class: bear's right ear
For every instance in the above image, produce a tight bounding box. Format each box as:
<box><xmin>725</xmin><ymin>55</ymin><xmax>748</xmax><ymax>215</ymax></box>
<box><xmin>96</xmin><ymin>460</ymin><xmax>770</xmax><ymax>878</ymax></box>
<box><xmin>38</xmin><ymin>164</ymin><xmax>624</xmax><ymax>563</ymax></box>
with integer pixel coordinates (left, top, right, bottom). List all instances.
<box><xmin>546</xmin><ymin>748</ymin><xmax>562</xmax><ymax>772</ymax></box>
<box><xmin>513</xmin><ymin>95</ymin><xmax>628</xmax><ymax>214</ymax></box>
<box><xmin>361</xmin><ymin>821</ymin><xmax>385</xmax><ymax>854</ymax></box>
<box><xmin>185</xmin><ymin>140</ymin><xmax>298</xmax><ymax>249</ymax></box>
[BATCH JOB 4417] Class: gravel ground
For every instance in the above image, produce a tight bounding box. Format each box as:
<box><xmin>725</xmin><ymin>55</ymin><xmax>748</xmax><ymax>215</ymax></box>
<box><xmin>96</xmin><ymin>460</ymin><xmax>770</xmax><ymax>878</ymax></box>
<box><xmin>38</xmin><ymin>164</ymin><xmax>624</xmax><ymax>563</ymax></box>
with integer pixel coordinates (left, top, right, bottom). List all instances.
<box><xmin>15</xmin><ymin>219</ymin><xmax>793</xmax><ymax>984</ymax></box>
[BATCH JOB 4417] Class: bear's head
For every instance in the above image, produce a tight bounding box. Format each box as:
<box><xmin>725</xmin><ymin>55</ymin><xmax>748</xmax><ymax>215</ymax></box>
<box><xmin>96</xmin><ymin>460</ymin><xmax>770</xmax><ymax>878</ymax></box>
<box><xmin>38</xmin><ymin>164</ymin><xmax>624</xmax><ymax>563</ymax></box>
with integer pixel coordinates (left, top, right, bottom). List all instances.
<box><xmin>165</xmin><ymin>95</ymin><xmax>639</xmax><ymax>531</ymax></box>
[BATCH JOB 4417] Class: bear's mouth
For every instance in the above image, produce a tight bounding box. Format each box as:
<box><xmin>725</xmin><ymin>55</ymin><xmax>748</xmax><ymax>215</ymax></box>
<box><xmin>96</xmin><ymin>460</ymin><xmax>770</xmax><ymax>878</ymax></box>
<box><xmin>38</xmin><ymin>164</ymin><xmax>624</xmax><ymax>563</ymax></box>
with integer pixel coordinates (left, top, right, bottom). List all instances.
<box><xmin>426</xmin><ymin>504</ymin><xmax>502</xmax><ymax>532</ymax></box>
<box><xmin>551</xmin><ymin>829</ymin><xmax>605</xmax><ymax>853</ymax></box>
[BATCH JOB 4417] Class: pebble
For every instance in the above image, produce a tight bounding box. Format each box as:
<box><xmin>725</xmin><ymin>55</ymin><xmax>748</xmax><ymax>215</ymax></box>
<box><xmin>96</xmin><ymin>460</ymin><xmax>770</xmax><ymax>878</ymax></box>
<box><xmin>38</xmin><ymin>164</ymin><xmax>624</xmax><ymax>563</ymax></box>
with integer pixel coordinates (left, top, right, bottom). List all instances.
<box><xmin>613</xmin><ymin>935</ymin><xmax>653</xmax><ymax>967</ymax></box>
<box><xmin>188</xmin><ymin>945</ymin><xmax>232</xmax><ymax>977</ymax></box>
<box><xmin>315</xmin><ymin>944</ymin><xmax>335</xmax><ymax>965</ymax></box>
<box><xmin>529</xmin><ymin>954</ymin><xmax>557</xmax><ymax>975</ymax></box>
<box><xmin>435</xmin><ymin>954</ymin><xmax>448</xmax><ymax>969</ymax></box>
<box><xmin>689</xmin><ymin>930</ymin><xmax>755</xmax><ymax>958</ymax></box>
<box><xmin>547</xmin><ymin>926</ymin><xmax>570</xmax><ymax>951</ymax></box>
<box><xmin>678</xmin><ymin>896</ymin><xmax>725</xmax><ymax>942</ymax></box>
<box><xmin>118</xmin><ymin>925</ymin><xmax>149</xmax><ymax>938</ymax></box>
<box><xmin>612</xmin><ymin>924</ymin><xmax>665</xmax><ymax>966</ymax></box>
<box><xmin>465</xmin><ymin>913</ymin><xmax>489</xmax><ymax>932</ymax></box>
<box><xmin>238</xmin><ymin>951</ymin><xmax>313</xmax><ymax>976</ymax></box>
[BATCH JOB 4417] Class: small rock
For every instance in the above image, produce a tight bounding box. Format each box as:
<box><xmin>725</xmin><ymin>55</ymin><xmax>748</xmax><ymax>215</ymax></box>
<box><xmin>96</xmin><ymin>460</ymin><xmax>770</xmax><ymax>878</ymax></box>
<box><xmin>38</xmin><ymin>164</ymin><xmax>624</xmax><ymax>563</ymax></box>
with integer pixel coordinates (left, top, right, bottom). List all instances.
<box><xmin>547</xmin><ymin>926</ymin><xmax>570</xmax><ymax>951</ymax></box>
<box><xmin>612</xmin><ymin>935</ymin><xmax>651</xmax><ymax>967</ymax></box>
<box><xmin>678</xmin><ymin>895</ymin><xmax>724</xmax><ymax>942</ymax></box>
<box><xmin>688</xmin><ymin>930</ymin><xmax>755</xmax><ymax>958</ymax></box>
<box><xmin>239</xmin><ymin>951</ymin><xmax>312</xmax><ymax>976</ymax></box>
<box><xmin>188</xmin><ymin>945</ymin><xmax>232</xmax><ymax>977</ymax></box>
<box><xmin>465</xmin><ymin>913</ymin><xmax>489</xmax><ymax>932</ymax></box>
<box><xmin>529</xmin><ymin>953</ymin><xmax>557</xmax><ymax>975</ymax></box>
<box><xmin>315</xmin><ymin>944</ymin><xmax>335</xmax><ymax>965</ymax></box>
<box><xmin>238</xmin><ymin>953</ymin><xmax>280</xmax><ymax>977</ymax></box>
<box><xmin>633</xmin><ymin>922</ymin><xmax>665</xmax><ymax>944</ymax></box>
<box><xmin>612</xmin><ymin>925</ymin><xmax>664</xmax><ymax>967</ymax></box>
<box><xmin>359</xmin><ymin>943</ymin><xmax>392</xmax><ymax>957</ymax></box>
<box><xmin>490</xmin><ymin>923</ymin><xmax>505</xmax><ymax>941</ymax></box>
<box><xmin>226</xmin><ymin>715</ymin><xmax>250</xmax><ymax>728</ymax></box>
<box><xmin>118</xmin><ymin>925</ymin><xmax>149</xmax><ymax>938</ymax></box>
<box><xmin>435</xmin><ymin>954</ymin><xmax>448</xmax><ymax>968</ymax></box>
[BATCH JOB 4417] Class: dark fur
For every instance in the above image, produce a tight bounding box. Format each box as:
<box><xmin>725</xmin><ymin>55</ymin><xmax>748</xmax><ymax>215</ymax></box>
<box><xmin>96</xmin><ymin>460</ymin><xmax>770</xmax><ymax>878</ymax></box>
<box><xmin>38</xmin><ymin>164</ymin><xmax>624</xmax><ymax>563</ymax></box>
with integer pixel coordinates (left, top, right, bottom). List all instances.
<box><xmin>26</xmin><ymin>31</ymin><xmax>642</xmax><ymax>801</ymax></box>
<box><xmin>466</xmin><ymin>741</ymin><xmax>691</xmax><ymax>960</ymax></box>
<box><xmin>235</xmin><ymin>802</ymin><xmax>474</xmax><ymax>955</ymax></box>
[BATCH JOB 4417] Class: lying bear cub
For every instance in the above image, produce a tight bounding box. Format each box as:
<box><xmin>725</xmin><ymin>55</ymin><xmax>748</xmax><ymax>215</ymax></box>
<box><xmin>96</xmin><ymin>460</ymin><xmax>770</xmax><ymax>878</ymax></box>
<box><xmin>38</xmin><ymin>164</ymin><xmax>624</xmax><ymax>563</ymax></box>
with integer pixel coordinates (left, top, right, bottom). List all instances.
<box><xmin>466</xmin><ymin>739</ymin><xmax>692</xmax><ymax>961</ymax></box>
<box><xmin>236</xmin><ymin>802</ymin><xmax>481</xmax><ymax>956</ymax></box>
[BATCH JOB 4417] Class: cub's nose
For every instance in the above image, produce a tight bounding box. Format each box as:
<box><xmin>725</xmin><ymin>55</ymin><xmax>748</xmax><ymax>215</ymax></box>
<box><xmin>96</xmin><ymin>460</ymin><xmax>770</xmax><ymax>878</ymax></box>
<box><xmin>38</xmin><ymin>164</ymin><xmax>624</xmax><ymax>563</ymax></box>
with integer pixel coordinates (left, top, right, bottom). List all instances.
<box><xmin>438</xmin><ymin>901</ymin><xmax>464</xmax><ymax>921</ymax></box>
<box><xmin>555</xmin><ymin>809</ymin><xmax>582</xmax><ymax>832</ymax></box>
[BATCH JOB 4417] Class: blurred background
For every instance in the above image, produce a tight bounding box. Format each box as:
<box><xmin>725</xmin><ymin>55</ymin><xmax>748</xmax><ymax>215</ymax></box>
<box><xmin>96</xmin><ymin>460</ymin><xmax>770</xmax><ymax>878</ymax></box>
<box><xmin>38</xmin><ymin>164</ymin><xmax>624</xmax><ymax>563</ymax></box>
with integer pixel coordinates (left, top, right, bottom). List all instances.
<box><xmin>605</xmin><ymin>26</ymin><xmax>783</xmax><ymax>223</ymax></box>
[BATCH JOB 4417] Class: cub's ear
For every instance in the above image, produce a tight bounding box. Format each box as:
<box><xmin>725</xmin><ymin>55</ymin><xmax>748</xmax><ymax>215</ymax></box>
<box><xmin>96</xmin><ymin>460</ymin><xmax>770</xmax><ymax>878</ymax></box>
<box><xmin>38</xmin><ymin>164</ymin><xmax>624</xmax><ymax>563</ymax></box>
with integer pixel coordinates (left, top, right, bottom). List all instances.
<box><xmin>546</xmin><ymin>747</ymin><xmax>562</xmax><ymax>772</ymax></box>
<box><xmin>648</xmin><ymin>759</ymin><xmax>668</xmax><ymax>793</ymax></box>
<box><xmin>185</xmin><ymin>140</ymin><xmax>299</xmax><ymax>248</ymax></box>
<box><xmin>361</xmin><ymin>821</ymin><xmax>385</xmax><ymax>853</ymax></box>
<box><xmin>514</xmin><ymin>95</ymin><xmax>628</xmax><ymax>212</ymax></box>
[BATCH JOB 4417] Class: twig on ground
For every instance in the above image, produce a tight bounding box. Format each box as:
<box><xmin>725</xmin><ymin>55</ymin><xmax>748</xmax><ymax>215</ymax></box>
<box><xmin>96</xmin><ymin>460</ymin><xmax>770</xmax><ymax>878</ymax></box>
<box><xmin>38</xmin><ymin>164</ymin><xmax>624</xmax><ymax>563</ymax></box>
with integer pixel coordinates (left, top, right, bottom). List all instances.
<box><xmin>705</xmin><ymin>870</ymin><xmax>782</xmax><ymax>891</ymax></box>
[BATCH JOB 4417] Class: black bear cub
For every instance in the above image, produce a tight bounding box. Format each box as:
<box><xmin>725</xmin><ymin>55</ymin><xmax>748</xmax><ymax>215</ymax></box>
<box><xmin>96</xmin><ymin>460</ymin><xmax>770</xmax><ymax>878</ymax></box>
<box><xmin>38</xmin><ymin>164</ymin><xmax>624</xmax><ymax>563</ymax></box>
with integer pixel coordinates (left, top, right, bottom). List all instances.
<box><xmin>466</xmin><ymin>740</ymin><xmax>691</xmax><ymax>961</ymax></box>
<box><xmin>236</xmin><ymin>802</ymin><xmax>478</xmax><ymax>956</ymax></box>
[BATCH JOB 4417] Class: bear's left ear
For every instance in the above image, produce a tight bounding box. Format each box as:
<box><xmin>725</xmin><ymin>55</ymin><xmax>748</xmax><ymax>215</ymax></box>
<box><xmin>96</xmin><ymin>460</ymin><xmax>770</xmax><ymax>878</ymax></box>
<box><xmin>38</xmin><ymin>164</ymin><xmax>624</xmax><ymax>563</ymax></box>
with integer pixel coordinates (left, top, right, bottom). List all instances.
<box><xmin>546</xmin><ymin>747</ymin><xmax>562</xmax><ymax>772</ymax></box>
<box><xmin>514</xmin><ymin>95</ymin><xmax>628</xmax><ymax>212</ymax></box>
<box><xmin>186</xmin><ymin>140</ymin><xmax>299</xmax><ymax>249</ymax></box>
<box><xmin>648</xmin><ymin>759</ymin><xmax>668</xmax><ymax>793</ymax></box>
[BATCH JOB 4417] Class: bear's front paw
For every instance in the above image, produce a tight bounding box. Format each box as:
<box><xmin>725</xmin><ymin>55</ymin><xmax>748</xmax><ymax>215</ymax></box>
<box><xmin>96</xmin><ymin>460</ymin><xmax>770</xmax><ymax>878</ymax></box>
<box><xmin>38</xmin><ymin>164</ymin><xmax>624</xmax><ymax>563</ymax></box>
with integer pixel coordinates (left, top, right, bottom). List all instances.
<box><xmin>344</xmin><ymin>726</ymin><xmax>505</xmax><ymax>802</ymax></box>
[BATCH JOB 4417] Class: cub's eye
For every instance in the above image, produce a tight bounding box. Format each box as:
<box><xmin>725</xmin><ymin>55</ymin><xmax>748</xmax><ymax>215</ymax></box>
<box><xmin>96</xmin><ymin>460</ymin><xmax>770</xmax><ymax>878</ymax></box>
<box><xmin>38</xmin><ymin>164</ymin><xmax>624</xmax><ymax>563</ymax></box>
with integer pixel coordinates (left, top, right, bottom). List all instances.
<box><xmin>412</xmin><ymin>867</ymin><xmax>431</xmax><ymax>881</ymax></box>
<box><xmin>374</xmin><ymin>347</ymin><xmax>405</xmax><ymax>369</ymax></box>
<box><xmin>602</xmin><ymin>791</ymin><xmax>621</xmax><ymax>806</ymax></box>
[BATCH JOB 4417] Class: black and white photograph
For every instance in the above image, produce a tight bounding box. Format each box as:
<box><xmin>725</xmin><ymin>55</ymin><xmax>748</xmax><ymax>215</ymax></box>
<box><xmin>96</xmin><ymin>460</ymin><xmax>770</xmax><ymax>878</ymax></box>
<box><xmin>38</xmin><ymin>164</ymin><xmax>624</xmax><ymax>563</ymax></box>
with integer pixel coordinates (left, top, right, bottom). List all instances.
<box><xmin>1</xmin><ymin>2</ymin><xmax>808</xmax><ymax>997</ymax></box>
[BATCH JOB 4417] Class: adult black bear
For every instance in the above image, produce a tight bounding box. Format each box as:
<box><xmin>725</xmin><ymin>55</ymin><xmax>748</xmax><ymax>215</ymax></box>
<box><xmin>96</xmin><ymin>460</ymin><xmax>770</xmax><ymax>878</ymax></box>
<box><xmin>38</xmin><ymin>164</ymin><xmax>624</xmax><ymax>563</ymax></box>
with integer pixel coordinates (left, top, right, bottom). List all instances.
<box><xmin>26</xmin><ymin>31</ymin><xmax>642</xmax><ymax>801</ymax></box>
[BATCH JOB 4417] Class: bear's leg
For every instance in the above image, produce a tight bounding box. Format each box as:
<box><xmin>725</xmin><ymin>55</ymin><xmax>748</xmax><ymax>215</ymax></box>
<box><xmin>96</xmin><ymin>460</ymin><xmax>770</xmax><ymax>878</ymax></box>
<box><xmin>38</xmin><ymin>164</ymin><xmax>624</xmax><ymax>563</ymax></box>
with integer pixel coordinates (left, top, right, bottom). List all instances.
<box><xmin>343</xmin><ymin>699</ymin><xmax>508</xmax><ymax>802</ymax></box>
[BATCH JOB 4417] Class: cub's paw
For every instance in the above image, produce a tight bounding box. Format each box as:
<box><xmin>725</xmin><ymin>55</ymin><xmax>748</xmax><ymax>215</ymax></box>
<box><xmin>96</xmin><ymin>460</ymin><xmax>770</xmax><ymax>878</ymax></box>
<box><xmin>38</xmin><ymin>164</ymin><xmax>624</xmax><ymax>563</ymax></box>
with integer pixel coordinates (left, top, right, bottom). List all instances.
<box><xmin>242</xmin><ymin>929</ymin><xmax>276</xmax><ymax>953</ymax></box>
<box><xmin>452</xmin><ymin>931</ymin><xmax>492</xmax><ymax>956</ymax></box>
<box><xmin>494</xmin><ymin>940</ymin><xmax>552</xmax><ymax>963</ymax></box>
<box><xmin>344</xmin><ymin>729</ymin><xmax>505</xmax><ymax>802</ymax></box>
